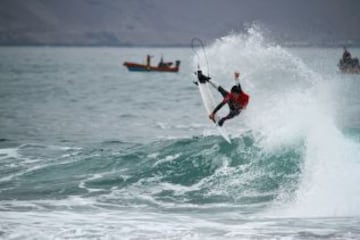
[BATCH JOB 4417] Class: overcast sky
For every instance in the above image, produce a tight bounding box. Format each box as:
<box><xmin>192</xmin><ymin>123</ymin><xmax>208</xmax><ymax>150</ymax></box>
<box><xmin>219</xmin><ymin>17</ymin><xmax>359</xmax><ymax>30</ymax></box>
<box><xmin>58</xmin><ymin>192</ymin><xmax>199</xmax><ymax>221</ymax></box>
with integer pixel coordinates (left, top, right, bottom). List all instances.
<box><xmin>1</xmin><ymin>0</ymin><xmax>360</xmax><ymax>46</ymax></box>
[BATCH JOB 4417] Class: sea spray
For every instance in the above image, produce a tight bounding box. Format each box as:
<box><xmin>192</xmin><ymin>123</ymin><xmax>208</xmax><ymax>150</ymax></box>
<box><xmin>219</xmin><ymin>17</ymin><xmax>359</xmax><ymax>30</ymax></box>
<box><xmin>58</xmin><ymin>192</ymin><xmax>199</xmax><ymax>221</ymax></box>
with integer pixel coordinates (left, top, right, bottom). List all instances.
<box><xmin>193</xmin><ymin>25</ymin><xmax>360</xmax><ymax>217</ymax></box>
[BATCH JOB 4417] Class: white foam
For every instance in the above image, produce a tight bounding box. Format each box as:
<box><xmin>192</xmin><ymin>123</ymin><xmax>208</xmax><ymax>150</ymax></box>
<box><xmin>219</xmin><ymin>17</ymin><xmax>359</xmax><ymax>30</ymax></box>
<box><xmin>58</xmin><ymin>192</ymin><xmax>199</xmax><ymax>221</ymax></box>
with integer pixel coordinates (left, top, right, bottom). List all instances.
<box><xmin>153</xmin><ymin>153</ymin><xmax>182</xmax><ymax>167</ymax></box>
<box><xmin>285</xmin><ymin>122</ymin><xmax>360</xmax><ymax>217</ymax></box>
<box><xmin>0</xmin><ymin>148</ymin><xmax>19</xmax><ymax>160</ymax></box>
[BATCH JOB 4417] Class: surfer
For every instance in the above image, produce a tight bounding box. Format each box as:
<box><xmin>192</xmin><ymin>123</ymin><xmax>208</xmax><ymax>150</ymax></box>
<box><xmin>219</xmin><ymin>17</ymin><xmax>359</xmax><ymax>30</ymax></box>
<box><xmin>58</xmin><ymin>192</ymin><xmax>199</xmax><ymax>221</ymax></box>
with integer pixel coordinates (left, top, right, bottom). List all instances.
<box><xmin>197</xmin><ymin>70</ymin><xmax>249</xmax><ymax>126</ymax></box>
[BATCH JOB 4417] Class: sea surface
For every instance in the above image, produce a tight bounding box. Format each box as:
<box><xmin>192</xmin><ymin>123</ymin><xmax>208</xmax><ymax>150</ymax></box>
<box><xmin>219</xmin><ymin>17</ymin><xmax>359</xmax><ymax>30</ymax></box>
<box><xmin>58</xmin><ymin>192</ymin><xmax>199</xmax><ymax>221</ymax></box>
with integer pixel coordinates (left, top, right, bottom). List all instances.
<box><xmin>1</xmin><ymin>30</ymin><xmax>360</xmax><ymax>239</ymax></box>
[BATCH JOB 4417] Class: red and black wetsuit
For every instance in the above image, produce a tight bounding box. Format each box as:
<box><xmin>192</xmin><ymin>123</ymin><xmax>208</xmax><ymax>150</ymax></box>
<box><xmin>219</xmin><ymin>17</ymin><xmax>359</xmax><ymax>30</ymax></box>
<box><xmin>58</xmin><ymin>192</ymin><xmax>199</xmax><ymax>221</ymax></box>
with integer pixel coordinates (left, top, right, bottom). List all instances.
<box><xmin>213</xmin><ymin>86</ymin><xmax>249</xmax><ymax>126</ymax></box>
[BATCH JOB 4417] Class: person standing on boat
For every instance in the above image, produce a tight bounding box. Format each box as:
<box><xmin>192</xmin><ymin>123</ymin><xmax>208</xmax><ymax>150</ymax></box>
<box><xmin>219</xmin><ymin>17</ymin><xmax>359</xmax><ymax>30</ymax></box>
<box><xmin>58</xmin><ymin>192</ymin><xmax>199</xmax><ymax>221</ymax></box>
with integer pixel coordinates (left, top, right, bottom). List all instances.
<box><xmin>342</xmin><ymin>47</ymin><xmax>360</xmax><ymax>67</ymax></box>
<box><xmin>158</xmin><ymin>56</ymin><xmax>164</xmax><ymax>67</ymax></box>
<box><xmin>197</xmin><ymin>70</ymin><xmax>250</xmax><ymax>126</ymax></box>
<box><xmin>146</xmin><ymin>55</ymin><xmax>152</xmax><ymax>69</ymax></box>
<box><xmin>343</xmin><ymin>47</ymin><xmax>352</xmax><ymax>65</ymax></box>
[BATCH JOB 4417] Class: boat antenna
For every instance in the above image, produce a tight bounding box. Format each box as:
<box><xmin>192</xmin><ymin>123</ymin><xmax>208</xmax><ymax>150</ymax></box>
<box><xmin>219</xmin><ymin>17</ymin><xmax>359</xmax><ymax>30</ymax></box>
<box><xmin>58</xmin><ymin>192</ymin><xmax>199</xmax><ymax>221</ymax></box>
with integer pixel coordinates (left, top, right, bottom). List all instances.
<box><xmin>191</xmin><ymin>37</ymin><xmax>210</xmax><ymax>76</ymax></box>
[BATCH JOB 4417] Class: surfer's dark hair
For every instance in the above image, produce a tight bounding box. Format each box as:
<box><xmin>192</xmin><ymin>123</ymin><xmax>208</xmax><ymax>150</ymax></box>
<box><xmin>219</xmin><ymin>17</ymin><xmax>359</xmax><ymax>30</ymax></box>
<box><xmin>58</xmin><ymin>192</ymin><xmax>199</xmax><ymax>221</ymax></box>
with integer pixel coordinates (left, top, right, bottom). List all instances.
<box><xmin>231</xmin><ymin>85</ymin><xmax>242</xmax><ymax>94</ymax></box>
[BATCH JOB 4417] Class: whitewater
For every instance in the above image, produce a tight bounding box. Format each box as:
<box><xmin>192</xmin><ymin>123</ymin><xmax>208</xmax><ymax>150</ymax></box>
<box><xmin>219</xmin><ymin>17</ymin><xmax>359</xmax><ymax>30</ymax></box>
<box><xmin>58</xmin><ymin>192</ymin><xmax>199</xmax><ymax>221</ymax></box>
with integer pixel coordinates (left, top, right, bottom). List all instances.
<box><xmin>1</xmin><ymin>28</ymin><xmax>360</xmax><ymax>239</ymax></box>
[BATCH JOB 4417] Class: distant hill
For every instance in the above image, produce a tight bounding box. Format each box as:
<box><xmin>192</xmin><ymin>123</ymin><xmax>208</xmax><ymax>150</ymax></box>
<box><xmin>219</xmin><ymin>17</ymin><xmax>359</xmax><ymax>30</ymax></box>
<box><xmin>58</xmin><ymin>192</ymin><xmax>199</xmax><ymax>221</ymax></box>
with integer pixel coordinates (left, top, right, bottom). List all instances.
<box><xmin>1</xmin><ymin>0</ymin><xmax>360</xmax><ymax>46</ymax></box>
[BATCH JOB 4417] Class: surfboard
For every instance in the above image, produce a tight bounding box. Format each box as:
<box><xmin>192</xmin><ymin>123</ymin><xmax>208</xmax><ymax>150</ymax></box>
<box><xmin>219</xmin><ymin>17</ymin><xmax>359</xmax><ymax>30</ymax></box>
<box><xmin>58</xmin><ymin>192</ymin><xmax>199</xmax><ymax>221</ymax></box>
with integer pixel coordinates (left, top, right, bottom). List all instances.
<box><xmin>197</xmin><ymin>81</ymin><xmax>231</xmax><ymax>143</ymax></box>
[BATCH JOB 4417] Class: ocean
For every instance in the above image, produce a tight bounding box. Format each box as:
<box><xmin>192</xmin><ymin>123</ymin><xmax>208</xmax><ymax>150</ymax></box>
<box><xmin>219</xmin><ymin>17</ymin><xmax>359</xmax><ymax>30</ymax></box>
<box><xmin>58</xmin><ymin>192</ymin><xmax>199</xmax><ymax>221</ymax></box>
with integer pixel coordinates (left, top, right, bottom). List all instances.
<box><xmin>1</xmin><ymin>29</ymin><xmax>360</xmax><ymax>239</ymax></box>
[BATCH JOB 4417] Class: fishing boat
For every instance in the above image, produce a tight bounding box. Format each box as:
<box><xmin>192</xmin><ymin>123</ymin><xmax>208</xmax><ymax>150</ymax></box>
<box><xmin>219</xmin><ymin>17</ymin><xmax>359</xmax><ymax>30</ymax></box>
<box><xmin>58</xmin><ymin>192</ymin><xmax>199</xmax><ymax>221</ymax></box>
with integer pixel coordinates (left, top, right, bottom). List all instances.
<box><xmin>123</xmin><ymin>55</ymin><xmax>180</xmax><ymax>72</ymax></box>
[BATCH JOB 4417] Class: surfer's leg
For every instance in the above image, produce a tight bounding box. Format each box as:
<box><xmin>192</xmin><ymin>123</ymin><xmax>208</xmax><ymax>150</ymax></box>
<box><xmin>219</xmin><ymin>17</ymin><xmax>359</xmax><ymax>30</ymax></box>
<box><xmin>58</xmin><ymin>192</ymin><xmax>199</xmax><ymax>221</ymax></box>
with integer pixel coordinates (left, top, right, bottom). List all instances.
<box><xmin>219</xmin><ymin>110</ymin><xmax>240</xmax><ymax>126</ymax></box>
<box><xmin>218</xmin><ymin>117</ymin><xmax>226</xmax><ymax>127</ymax></box>
<box><xmin>207</xmin><ymin>79</ymin><xmax>229</xmax><ymax>98</ymax></box>
<box><xmin>207</xmin><ymin>79</ymin><xmax>228</xmax><ymax>95</ymax></box>
<box><xmin>207</xmin><ymin>79</ymin><xmax>220</xmax><ymax>89</ymax></box>
<box><xmin>217</xmin><ymin>86</ymin><xmax>229</xmax><ymax>98</ymax></box>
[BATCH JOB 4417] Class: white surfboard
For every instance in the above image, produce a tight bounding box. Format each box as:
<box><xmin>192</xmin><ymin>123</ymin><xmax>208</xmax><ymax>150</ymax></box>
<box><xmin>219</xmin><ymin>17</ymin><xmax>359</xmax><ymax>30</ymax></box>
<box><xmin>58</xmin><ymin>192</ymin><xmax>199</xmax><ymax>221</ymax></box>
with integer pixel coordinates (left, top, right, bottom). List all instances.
<box><xmin>197</xmin><ymin>81</ymin><xmax>231</xmax><ymax>143</ymax></box>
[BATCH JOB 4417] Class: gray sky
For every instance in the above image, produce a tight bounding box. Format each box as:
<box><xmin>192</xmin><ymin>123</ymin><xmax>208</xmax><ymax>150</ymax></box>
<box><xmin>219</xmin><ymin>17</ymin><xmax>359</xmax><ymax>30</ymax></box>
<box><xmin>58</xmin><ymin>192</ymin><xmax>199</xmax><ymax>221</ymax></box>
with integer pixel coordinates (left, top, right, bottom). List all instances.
<box><xmin>1</xmin><ymin>0</ymin><xmax>359</xmax><ymax>46</ymax></box>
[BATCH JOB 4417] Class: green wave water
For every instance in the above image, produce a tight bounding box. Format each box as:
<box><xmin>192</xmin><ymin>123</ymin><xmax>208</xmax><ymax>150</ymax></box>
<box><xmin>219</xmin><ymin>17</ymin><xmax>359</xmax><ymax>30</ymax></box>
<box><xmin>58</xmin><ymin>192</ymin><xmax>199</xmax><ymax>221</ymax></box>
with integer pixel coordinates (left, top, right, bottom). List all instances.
<box><xmin>0</xmin><ymin>134</ymin><xmax>302</xmax><ymax>207</ymax></box>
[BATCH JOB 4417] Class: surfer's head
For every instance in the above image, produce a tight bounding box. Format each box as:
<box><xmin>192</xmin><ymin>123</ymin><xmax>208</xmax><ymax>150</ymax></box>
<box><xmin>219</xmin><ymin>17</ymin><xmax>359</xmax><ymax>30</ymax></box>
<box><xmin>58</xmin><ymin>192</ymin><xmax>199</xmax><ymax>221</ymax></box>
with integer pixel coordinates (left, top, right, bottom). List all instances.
<box><xmin>231</xmin><ymin>85</ymin><xmax>242</xmax><ymax>95</ymax></box>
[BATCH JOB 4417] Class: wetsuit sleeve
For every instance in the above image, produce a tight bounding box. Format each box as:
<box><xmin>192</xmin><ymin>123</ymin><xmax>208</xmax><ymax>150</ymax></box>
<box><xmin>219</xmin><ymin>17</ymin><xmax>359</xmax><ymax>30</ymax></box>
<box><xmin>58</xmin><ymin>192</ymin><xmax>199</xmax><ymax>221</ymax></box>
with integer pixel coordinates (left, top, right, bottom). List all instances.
<box><xmin>212</xmin><ymin>96</ymin><xmax>229</xmax><ymax>114</ymax></box>
<box><xmin>212</xmin><ymin>102</ymin><xmax>226</xmax><ymax>114</ymax></box>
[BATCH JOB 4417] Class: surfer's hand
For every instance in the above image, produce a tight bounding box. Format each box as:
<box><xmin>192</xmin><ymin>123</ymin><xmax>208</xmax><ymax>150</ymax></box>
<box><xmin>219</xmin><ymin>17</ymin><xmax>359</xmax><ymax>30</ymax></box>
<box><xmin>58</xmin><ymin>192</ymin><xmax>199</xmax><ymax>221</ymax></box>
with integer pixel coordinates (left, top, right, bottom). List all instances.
<box><xmin>209</xmin><ymin>113</ymin><xmax>215</xmax><ymax>122</ymax></box>
<box><xmin>234</xmin><ymin>72</ymin><xmax>240</xmax><ymax>80</ymax></box>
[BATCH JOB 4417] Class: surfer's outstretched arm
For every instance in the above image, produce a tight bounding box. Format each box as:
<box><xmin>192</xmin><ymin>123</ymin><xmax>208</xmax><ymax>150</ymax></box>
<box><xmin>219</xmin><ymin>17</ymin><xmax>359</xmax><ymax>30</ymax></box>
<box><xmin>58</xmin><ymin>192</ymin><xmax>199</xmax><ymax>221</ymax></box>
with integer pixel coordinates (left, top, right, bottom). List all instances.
<box><xmin>234</xmin><ymin>71</ymin><xmax>241</xmax><ymax>88</ymax></box>
<box><xmin>212</xmin><ymin>101</ymin><xmax>226</xmax><ymax>115</ymax></box>
<box><xmin>209</xmin><ymin>97</ymin><xmax>229</xmax><ymax>122</ymax></box>
<box><xmin>209</xmin><ymin>101</ymin><xmax>225</xmax><ymax>122</ymax></box>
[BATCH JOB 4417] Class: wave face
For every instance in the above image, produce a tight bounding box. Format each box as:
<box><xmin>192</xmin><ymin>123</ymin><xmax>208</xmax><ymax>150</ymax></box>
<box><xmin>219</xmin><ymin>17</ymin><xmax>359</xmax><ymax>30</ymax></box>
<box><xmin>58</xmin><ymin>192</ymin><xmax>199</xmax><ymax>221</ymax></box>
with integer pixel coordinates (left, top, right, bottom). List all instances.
<box><xmin>0</xmin><ymin>135</ymin><xmax>302</xmax><ymax>209</ymax></box>
<box><xmin>1</xmin><ymin>26</ymin><xmax>360</xmax><ymax>239</ymax></box>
